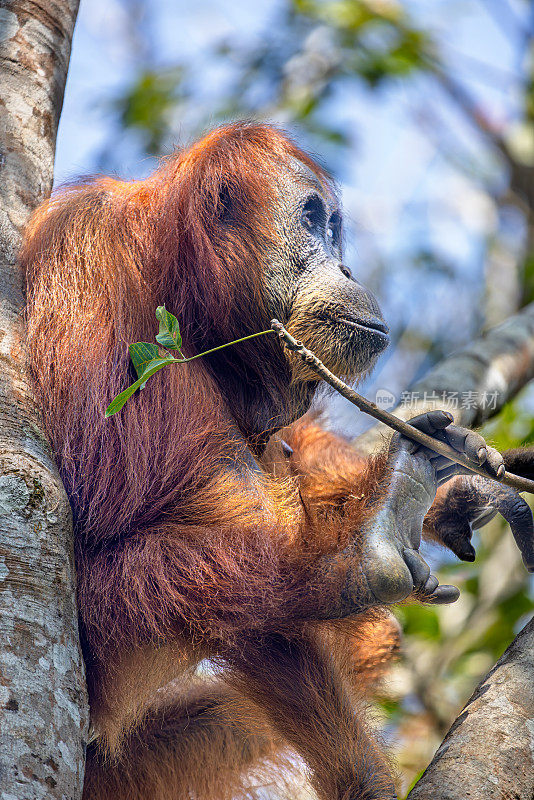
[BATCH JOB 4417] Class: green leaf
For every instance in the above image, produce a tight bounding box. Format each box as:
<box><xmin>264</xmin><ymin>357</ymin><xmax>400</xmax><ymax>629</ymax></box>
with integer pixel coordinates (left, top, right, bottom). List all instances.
<box><xmin>129</xmin><ymin>342</ymin><xmax>161</xmax><ymax>383</ymax></box>
<box><xmin>105</xmin><ymin>357</ymin><xmax>177</xmax><ymax>417</ymax></box>
<box><xmin>155</xmin><ymin>305</ymin><xmax>182</xmax><ymax>351</ymax></box>
<box><xmin>404</xmin><ymin>770</ymin><xmax>425</xmax><ymax>798</ymax></box>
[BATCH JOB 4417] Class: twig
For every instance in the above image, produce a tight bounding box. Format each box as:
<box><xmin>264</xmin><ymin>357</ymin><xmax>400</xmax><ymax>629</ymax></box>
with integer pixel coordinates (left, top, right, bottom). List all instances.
<box><xmin>271</xmin><ymin>319</ymin><xmax>534</xmax><ymax>495</ymax></box>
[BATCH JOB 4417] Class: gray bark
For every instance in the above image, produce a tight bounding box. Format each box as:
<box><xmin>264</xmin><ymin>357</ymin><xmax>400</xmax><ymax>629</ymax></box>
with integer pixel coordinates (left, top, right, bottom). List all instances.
<box><xmin>407</xmin><ymin>616</ymin><xmax>534</xmax><ymax>800</ymax></box>
<box><xmin>0</xmin><ymin>2</ymin><xmax>87</xmax><ymax>800</ymax></box>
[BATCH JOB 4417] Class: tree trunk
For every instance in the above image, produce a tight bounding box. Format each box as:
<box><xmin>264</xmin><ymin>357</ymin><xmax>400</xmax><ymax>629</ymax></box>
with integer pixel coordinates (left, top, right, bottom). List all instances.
<box><xmin>0</xmin><ymin>2</ymin><xmax>87</xmax><ymax>799</ymax></box>
<box><xmin>407</xmin><ymin>615</ymin><xmax>534</xmax><ymax>800</ymax></box>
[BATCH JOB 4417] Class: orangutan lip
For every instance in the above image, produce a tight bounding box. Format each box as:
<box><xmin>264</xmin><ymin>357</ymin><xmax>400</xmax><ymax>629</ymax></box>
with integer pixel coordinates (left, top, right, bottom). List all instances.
<box><xmin>324</xmin><ymin>314</ymin><xmax>390</xmax><ymax>340</ymax></box>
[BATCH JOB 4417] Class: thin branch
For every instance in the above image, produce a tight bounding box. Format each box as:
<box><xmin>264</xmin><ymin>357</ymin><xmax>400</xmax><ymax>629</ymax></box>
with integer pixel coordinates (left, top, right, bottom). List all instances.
<box><xmin>271</xmin><ymin>319</ymin><xmax>534</xmax><ymax>494</ymax></box>
<box><xmin>354</xmin><ymin>301</ymin><xmax>534</xmax><ymax>453</ymax></box>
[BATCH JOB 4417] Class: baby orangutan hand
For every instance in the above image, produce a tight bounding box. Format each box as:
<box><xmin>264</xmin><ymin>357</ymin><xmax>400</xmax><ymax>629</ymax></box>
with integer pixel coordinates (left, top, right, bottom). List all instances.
<box><xmin>424</xmin><ymin>473</ymin><xmax>534</xmax><ymax>572</ymax></box>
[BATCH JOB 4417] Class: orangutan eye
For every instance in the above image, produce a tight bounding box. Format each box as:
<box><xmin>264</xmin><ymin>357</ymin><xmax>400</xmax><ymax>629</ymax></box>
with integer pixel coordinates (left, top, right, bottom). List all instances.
<box><xmin>327</xmin><ymin>211</ymin><xmax>341</xmax><ymax>246</ymax></box>
<box><xmin>301</xmin><ymin>195</ymin><xmax>327</xmax><ymax>233</ymax></box>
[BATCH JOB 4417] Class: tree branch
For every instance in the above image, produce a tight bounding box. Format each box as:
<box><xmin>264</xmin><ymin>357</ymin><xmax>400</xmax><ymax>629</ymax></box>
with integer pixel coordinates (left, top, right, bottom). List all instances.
<box><xmin>0</xmin><ymin>2</ymin><xmax>86</xmax><ymax>799</ymax></box>
<box><xmin>407</xmin><ymin>615</ymin><xmax>534</xmax><ymax>800</ymax></box>
<box><xmin>272</xmin><ymin>319</ymin><xmax>534</xmax><ymax>493</ymax></box>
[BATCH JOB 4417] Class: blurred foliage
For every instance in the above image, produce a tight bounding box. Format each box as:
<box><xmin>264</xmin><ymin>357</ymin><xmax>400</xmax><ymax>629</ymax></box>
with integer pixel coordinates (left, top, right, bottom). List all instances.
<box><xmin>480</xmin><ymin>389</ymin><xmax>534</xmax><ymax>451</ymax></box>
<box><xmin>214</xmin><ymin>0</ymin><xmax>433</xmax><ymax>131</ymax></box>
<box><xmin>116</xmin><ymin>0</ymin><xmax>434</xmax><ymax>156</ymax></box>
<box><xmin>521</xmin><ymin>251</ymin><xmax>534</xmax><ymax>308</ymax></box>
<box><xmin>114</xmin><ymin>66</ymin><xmax>188</xmax><ymax>152</ymax></box>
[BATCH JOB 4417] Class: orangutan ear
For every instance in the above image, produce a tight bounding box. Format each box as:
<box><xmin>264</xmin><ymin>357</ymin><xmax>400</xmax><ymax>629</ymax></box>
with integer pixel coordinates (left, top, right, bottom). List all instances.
<box><xmin>216</xmin><ymin>181</ymin><xmax>247</xmax><ymax>225</ymax></box>
<box><xmin>216</xmin><ymin>183</ymin><xmax>233</xmax><ymax>222</ymax></box>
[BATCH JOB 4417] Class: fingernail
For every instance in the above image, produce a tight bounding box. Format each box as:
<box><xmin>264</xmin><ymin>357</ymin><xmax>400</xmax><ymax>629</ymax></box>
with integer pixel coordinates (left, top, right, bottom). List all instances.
<box><xmin>477</xmin><ymin>447</ymin><xmax>486</xmax><ymax>463</ymax></box>
<box><xmin>445</xmin><ymin>411</ymin><xmax>453</xmax><ymax>422</ymax></box>
<box><xmin>458</xmin><ymin>545</ymin><xmax>476</xmax><ymax>562</ymax></box>
<box><xmin>497</xmin><ymin>464</ymin><xmax>505</xmax><ymax>479</ymax></box>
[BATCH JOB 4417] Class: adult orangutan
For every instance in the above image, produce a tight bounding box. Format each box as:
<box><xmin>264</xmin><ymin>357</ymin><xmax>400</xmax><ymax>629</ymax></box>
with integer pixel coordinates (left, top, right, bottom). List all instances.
<box><xmin>23</xmin><ymin>122</ymin><xmax>534</xmax><ymax>800</ymax></box>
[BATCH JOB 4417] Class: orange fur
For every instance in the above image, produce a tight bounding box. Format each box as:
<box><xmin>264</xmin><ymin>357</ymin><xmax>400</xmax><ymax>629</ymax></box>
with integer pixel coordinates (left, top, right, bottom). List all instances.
<box><xmin>23</xmin><ymin>123</ymin><xmax>400</xmax><ymax>799</ymax></box>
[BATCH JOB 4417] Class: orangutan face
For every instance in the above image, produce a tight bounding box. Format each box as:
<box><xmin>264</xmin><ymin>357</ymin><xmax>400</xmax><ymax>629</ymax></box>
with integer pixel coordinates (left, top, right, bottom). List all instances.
<box><xmin>264</xmin><ymin>160</ymin><xmax>389</xmax><ymax>383</ymax></box>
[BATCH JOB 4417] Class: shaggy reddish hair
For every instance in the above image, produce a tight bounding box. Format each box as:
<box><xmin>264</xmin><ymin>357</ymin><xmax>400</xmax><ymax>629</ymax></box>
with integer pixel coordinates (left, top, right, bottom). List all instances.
<box><xmin>24</xmin><ymin>122</ymin><xmax>399</xmax><ymax>800</ymax></box>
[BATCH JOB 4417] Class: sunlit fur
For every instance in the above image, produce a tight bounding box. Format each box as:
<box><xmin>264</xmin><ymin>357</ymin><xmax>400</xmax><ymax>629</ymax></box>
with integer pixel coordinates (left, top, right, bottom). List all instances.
<box><xmin>24</xmin><ymin>122</ymin><xmax>399</xmax><ymax>800</ymax></box>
